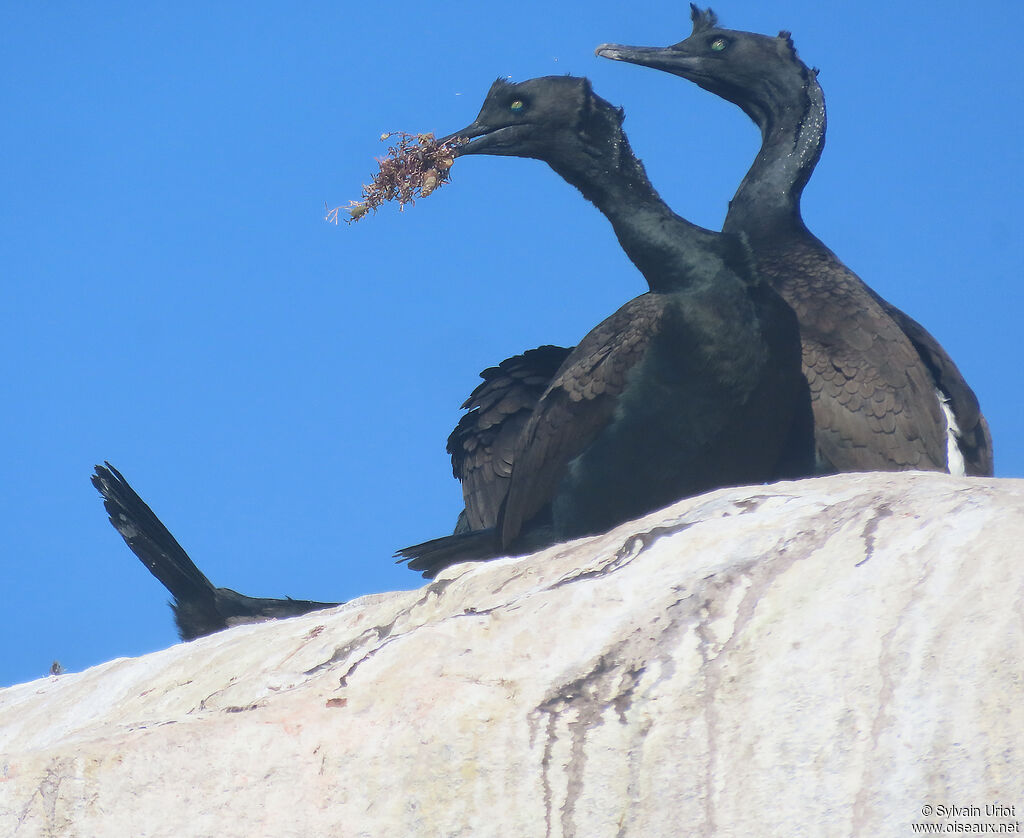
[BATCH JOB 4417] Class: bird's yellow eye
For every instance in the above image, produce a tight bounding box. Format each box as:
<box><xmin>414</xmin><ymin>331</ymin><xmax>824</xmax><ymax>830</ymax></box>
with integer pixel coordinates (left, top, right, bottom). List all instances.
<box><xmin>711</xmin><ymin>38</ymin><xmax>727</xmax><ymax>51</ymax></box>
<box><xmin>510</xmin><ymin>100</ymin><xmax>525</xmax><ymax>112</ymax></box>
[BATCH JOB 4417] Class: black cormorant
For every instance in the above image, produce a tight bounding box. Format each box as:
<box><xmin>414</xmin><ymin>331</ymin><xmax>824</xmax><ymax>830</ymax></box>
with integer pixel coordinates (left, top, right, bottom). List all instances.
<box><xmin>398</xmin><ymin>75</ymin><xmax>813</xmax><ymax>576</ymax></box>
<box><xmin>92</xmin><ymin>463</ymin><xmax>338</xmax><ymax>640</ymax></box>
<box><xmin>597</xmin><ymin>6</ymin><xmax>992</xmax><ymax>475</ymax></box>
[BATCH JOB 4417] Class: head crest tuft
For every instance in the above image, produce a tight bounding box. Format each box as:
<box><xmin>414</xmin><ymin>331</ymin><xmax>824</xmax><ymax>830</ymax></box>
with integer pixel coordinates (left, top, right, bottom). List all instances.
<box><xmin>689</xmin><ymin>5</ymin><xmax>719</xmax><ymax>34</ymax></box>
<box><xmin>777</xmin><ymin>30</ymin><xmax>801</xmax><ymax>61</ymax></box>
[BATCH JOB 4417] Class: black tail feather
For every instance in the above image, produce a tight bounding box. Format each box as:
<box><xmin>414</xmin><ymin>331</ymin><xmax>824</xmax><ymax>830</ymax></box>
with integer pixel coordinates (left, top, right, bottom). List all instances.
<box><xmin>92</xmin><ymin>462</ymin><xmax>216</xmax><ymax>607</ymax></box>
<box><xmin>92</xmin><ymin>463</ymin><xmax>339</xmax><ymax>640</ymax></box>
<box><xmin>395</xmin><ymin>528</ymin><xmax>505</xmax><ymax>578</ymax></box>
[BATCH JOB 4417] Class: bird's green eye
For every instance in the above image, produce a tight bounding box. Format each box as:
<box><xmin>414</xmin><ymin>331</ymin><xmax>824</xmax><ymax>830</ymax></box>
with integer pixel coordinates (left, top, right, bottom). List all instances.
<box><xmin>711</xmin><ymin>38</ymin><xmax>727</xmax><ymax>51</ymax></box>
<box><xmin>510</xmin><ymin>100</ymin><xmax>525</xmax><ymax>113</ymax></box>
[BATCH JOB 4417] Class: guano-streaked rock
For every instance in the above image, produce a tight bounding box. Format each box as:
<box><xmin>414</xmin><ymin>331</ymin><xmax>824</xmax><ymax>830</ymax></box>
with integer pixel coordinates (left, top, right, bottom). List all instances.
<box><xmin>1</xmin><ymin>472</ymin><xmax>1021</xmax><ymax>837</ymax></box>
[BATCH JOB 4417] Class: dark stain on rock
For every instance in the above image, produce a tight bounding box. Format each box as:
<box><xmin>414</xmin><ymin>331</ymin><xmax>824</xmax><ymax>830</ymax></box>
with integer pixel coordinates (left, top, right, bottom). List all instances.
<box><xmin>528</xmin><ymin>595</ymin><xmax>697</xmax><ymax>837</ymax></box>
<box><xmin>302</xmin><ymin>618</ymin><xmax>398</xmax><ymax>680</ymax></box>
<box><xmin>731</xmin><ymin>494</ymin><xmax>774</xmax><ymax>514</ymax></box>
<box><xmin>548</xmin><ymin>521</ymin><xmax>698</xmax><ymax>591</ymax></box>
<box><xmin>533</xmin><ymin>654</ymin><xmax>645</xmax><ymax>837</ymax></box>
<box><xmin>855</xmin><ymin>503</ymin><xmax>894</xmax><ymax>567</ymax></box>
<box><xmin>424</xmin><ymin>577</ymin><xmax>454</xmax><ymax>598</ymax></box>
<box><xmin>223</xmin><ymin>703</ymin><xmax>263</xmax><ymax>714</ymax></box>
<box><xmin>611</xmin><ymin>664</ymin><xmax>646</xmax><ymax>724</ymax></box>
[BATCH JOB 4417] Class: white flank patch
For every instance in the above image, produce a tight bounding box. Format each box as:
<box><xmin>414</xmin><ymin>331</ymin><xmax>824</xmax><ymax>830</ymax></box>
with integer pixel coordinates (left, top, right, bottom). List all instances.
<box><xmin>939</xmin><ymin>389</ymin><xmax>966</xmax><ymax>477</ymax></box>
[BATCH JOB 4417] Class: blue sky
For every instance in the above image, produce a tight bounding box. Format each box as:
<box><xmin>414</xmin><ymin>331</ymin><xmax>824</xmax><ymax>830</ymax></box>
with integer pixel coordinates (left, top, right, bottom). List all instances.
<box><xmin>3</xmin><ymin>0</ymin><xmax>1022</xmax><ymax>687</ymax></box>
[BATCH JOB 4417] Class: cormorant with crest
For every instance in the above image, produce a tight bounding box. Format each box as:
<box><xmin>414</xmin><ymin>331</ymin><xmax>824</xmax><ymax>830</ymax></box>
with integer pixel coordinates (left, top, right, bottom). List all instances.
<box><xmin>92</xmin><ymin>463</ymin><xmax>338</xmax><ymax>639</ymax></box>
<box><xmin>398</xmin><ymin>75</ymin><xmax>813</xmax><ymax>576</ymax></box>
<box><xmin>597</xmin><ymin>6</ymin><xmax>991</xmax><ymax>475</ymax></box>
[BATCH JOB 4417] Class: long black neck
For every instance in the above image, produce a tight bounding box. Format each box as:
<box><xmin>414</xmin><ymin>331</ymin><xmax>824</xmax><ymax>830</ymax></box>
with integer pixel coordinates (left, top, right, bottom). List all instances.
<box><xmin>723</xmin><ymin>65</ymin><xmax>826</xmax><ymax>242</ymax></box>
<box><xmin>543</xmin><ymin>114</ymin><xmax>740</xmax><ymax>294</ymax></box>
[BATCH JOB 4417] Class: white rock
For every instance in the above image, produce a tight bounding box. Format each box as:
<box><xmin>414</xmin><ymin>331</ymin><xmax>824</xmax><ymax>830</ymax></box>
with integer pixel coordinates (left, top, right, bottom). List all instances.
<box><xmin>1</xmin><ymin>472</ymin><xmax>1022</xmax><ymax>837</ymax></box>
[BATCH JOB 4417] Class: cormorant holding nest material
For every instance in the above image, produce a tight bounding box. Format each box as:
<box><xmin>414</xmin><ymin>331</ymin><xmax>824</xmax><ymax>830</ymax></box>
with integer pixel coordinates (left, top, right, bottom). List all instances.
<box><xmin>398</xmin><ymin>75</ymin><xmax>813</xmax><ymax>576</ymax></box>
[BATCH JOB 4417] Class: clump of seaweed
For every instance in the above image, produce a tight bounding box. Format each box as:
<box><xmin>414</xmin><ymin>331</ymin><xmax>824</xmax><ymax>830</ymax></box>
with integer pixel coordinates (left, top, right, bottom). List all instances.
<box><xmin>327</xmin><ymin>132</ymin><xmax>466</xmax><ymax>224</ymax></box>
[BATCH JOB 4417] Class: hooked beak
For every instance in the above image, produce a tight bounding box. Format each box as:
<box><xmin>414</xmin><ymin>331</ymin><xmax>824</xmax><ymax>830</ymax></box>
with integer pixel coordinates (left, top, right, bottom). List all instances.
<box><xmin>436</xmin><ymin>121</ymin><xmax>526</xmax><ymax>157</ymax></box>
<box><xmin>436</xmin><ymin>122</ymin><xmax>483</xmax><ymax>153</ymax></box>
<box><xmin>595</xmin><ymin>43</ymin><xmax>701</xmax><ymax>77</ymax></box>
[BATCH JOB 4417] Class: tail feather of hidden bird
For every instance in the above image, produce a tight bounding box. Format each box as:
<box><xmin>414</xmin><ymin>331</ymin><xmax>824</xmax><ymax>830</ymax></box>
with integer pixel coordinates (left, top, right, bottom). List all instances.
<box><xmin>92</xmin><ymin>463</ymin><xmax>338</xmax><ymax>640</ymax></box>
